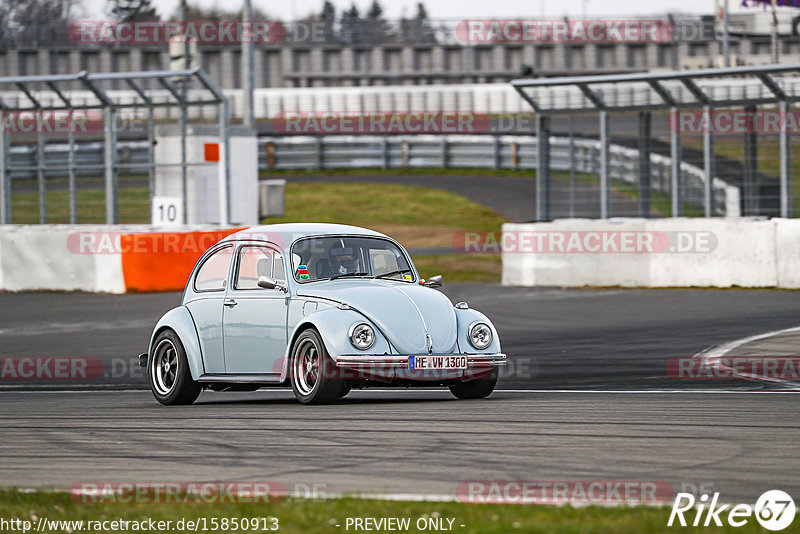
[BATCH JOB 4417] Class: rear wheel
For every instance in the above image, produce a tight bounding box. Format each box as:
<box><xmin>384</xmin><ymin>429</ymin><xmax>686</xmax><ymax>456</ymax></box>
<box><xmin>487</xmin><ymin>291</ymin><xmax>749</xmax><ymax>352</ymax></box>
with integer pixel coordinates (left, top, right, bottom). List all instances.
<box><xmin>449</xmin><ymin>369</ymin><xmax>498</xmax><ymax>400</ymax></box>
<box><xmin>289</xmin><ymin>329</ymin><xmax>342</xmax><ymax>405</ymax></box>
<box><xmin>149</xmin><ymin>330</ymin><xmax>202</xmax><ymax>406</ymax></box>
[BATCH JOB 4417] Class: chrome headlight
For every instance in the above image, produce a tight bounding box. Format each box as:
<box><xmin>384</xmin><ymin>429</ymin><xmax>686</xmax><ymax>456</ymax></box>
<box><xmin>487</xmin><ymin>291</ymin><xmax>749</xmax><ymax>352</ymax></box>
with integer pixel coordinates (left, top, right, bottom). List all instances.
<box><xmin>349</xmin><ymin>323</ymin><xmax>375</xmax><ymax>350</ymax></box>
<box><xmin>468</xmin><ymin>322</ymin><xmax>493</xmax><ymax>350</ymax></box>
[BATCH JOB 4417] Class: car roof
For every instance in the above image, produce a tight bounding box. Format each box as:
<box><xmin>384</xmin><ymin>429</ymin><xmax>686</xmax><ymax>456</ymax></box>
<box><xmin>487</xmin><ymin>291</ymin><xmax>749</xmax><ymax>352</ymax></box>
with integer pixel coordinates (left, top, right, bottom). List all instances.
<box><xmin>222</xmin><ymin>223</ymin><xmax>389</xmax><ymax>246</ymax></box>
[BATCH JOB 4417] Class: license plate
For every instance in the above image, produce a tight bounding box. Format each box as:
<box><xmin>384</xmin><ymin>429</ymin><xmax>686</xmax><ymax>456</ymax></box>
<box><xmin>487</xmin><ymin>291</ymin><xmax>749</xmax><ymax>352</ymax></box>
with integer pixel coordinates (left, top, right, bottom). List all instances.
<box><xmin>409</xmin><ymin>355</ymin><xmax>468</xmax><ymax>370</ymax></box>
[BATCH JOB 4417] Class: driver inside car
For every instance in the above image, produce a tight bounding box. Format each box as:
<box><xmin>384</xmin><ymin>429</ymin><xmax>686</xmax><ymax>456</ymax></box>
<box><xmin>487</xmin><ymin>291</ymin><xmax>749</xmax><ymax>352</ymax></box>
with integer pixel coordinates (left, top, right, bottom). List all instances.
<box><xmin>329</xmin><ymin>247</ymin><xmax>362</xmax><ymax>276</ymax></box>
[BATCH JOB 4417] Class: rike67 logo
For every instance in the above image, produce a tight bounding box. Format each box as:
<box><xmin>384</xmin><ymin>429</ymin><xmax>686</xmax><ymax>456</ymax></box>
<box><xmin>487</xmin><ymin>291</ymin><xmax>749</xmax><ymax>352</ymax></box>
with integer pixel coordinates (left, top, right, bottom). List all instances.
<box><xmin>668</xmin><ymin>490</ymin><xmax>796</xmax><ymax>531</ymax></box>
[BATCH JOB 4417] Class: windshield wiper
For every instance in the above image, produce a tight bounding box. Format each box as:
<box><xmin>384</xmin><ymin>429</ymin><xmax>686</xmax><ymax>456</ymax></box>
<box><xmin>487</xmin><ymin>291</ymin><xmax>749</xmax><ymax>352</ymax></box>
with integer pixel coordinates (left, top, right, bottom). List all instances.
<box><xmin>329</xmin><ymin>271</ymin><xmax>370</xmax><ymax>280</ymax></box>
<box><xmin>376</xmin><ymin>268</ymin><xmax>413</xmax><ymax>280</ymax></box>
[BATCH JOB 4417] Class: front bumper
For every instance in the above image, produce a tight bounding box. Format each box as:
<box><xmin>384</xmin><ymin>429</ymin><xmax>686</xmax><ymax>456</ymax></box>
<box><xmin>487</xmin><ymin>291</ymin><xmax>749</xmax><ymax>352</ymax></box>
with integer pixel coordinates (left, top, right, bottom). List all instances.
<box><xmin>333</xmin><ymin>353</ymin><xmax>506</xmax><ymax>381</ymax></box>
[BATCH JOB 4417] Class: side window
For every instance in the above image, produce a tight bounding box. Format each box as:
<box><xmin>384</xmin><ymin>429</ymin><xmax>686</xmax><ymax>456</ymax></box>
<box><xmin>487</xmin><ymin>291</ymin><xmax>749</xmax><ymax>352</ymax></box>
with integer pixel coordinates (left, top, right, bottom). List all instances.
<box><xmin>273</xmin><ymin>252</ymin><xmax>286</xmax><ymax>285</ymax></box>
<box><xmin>370</xmin><ymin>249</ymin><xmax>400</xmax><ymax>276</ymax></box>
<box><xmin>194</xmin><ymin>246</ymin><xmax>233</xmax><ymax>292</ymax></box>
<box><xmin>235</xmin><ymin>246</ymin><xmax>274</xmax><ymax>290</ymax></box>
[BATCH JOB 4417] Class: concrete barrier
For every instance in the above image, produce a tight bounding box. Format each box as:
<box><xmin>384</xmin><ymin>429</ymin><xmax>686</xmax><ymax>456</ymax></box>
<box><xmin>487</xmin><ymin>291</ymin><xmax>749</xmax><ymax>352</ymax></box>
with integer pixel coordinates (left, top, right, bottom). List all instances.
<box><xmin>0</xmin><ymin>225</ymin><xmax>241</xmax><ymax>293</ymax></box>
<box><xmin>502</xmin><ymin>218</ymin><xmax>798</xmax><ymax>288</ymax></box>
<box><xmin>775</xmin><ymin>218</ymin><xmax>800</xmax><ymax>288</ymax></box>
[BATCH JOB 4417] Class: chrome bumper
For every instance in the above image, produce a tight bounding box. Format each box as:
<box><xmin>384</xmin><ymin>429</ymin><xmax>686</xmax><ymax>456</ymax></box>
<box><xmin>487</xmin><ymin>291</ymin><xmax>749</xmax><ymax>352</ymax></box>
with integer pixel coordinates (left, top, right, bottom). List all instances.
<box><xmin>335</xmin><ymin>353</ymin><xmax>506</xmax><ymax>368</ymax></box>
<box><xmin>333</xmin><ymin>353</ymin><xmax>505</xmax><ymax>381</ymax></box>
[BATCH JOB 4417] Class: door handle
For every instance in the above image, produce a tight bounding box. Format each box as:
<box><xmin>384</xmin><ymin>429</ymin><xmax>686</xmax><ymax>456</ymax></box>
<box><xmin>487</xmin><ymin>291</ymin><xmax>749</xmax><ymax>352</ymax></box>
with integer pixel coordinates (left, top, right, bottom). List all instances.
<box><xmin>223</xmin><ymin>298</ymin><xmax>237</xmax><ymax>308</ymax></box>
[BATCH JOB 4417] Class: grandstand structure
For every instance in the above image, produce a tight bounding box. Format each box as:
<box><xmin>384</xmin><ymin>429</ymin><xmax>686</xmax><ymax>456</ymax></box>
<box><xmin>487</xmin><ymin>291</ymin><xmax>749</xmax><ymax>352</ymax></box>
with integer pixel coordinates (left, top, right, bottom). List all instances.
<box><xmin>2</xmin><ymin>17</ymin><xmax>800</xmax><ymax>89</ymax></box>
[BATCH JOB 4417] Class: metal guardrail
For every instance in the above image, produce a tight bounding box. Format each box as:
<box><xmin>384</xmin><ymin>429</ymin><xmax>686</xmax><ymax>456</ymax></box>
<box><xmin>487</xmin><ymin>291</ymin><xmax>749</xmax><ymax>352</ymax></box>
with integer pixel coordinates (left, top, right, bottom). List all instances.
<box><xmin>6</xmin><ymin>135</ymin><xmax>739</xmax><ymax>217</ymax></box>
<box><xmin>4</xmin><ymin>75</ymin><xmax>800</xmax><ymax>120</ymax></box>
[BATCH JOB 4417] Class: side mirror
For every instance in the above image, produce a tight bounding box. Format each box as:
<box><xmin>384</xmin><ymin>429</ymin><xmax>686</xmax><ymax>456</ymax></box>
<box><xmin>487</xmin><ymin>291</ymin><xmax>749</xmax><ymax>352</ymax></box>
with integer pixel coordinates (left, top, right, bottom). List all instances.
<box><xmin>424</xmin><ymin>275</ymin><xmax>443</xmax><ymax>288</ymax></box>
<box><xmin>258</xmin><ymin>276</ymin><xmax>286</xmax><ymax>292</ymax></box>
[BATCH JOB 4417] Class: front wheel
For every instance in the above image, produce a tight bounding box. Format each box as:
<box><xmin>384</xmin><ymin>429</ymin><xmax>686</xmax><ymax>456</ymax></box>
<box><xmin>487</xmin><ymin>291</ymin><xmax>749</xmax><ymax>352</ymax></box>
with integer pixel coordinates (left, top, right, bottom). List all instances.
<box><xmin>449</xmin><ymin>369</ymin><xmax>498</xmax><ymax>400</ymax></box>
<box><xmin>148</xmin><ymin>330</ymin><xmax>202</xmax><ymax>405</ymax></box>
<box><xmin>289</xmin><ymin>329</ymin><xmax>343</xmax><ymax>405</ymax></box>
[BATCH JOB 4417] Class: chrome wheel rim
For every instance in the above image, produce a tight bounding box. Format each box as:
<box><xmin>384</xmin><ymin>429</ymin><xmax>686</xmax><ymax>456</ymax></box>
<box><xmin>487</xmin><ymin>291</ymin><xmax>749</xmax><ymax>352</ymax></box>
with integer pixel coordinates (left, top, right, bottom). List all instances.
<box><xmin>152</xmin><ymin>339</ymin><xmax>178</xmax><ymax>396</ymax></box>
<box><xmin>293</xmin><ymin>338</ymin><xmax>319</xmax><ymax>396</ymax></box>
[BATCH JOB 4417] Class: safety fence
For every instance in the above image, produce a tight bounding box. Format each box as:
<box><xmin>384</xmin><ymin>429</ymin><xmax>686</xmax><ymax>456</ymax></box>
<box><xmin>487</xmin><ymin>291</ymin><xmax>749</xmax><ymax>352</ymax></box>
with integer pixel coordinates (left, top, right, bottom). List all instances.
<box><xmin>3</xmin><ymin>135</ymin><xmax>739</xmax><ymax>221</ymax></box>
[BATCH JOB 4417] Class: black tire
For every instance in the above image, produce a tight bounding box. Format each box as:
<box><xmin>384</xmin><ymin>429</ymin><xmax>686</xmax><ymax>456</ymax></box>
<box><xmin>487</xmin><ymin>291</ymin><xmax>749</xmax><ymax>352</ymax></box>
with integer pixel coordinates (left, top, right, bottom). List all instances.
<box><xmin>449</xmin><ymin>368</ymin><xmax>499</xmax><ymax>400</ymax></box>
<box><xmin>289</xmin><ymin>329</ymin><xmax>343</xmax><ymax>405</ymax></box>
<box><xmin>148</xmin><ymin>329</ymin><xmax>202</xmax><ymax>406</ymax></box>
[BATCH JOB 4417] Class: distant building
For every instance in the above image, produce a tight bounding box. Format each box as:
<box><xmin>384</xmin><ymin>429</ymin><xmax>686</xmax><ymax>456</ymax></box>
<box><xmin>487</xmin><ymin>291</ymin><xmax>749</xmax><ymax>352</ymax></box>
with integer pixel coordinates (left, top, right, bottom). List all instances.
<box><xmin>1</xmin><ymin>16</ymin><xmax>800</xmax><ymax>89</ymax></box>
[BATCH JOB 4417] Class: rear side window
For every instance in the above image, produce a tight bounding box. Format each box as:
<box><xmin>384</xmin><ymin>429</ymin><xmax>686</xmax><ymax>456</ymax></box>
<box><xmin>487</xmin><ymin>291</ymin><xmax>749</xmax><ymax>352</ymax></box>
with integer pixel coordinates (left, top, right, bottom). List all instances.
<box><xmin>194</xmin><ymin>246</ymin><xmax>233</xmax><ymax>292</ymax></box>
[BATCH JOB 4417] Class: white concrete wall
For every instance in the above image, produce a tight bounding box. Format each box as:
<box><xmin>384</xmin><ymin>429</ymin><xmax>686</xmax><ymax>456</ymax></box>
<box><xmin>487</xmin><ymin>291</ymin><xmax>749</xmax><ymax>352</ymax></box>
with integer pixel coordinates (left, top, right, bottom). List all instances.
<box><xmin>775</xmin><ymin>219</ymin><xmax>800</xmax><ymax>288</ymax></box>
<box><xmin>0</xmin><ymin>225</ymin><xmax>231</xmax><ymax>293</ymax></box>
<box><xmin>502</xmin><ymin>218</ymin><xmax>800</xmax><ymax>288</ymax></box>
<box><xmin>0</xmin><ymin>225</ymin><xmax>126</xmax><ymax>293</ymax></box>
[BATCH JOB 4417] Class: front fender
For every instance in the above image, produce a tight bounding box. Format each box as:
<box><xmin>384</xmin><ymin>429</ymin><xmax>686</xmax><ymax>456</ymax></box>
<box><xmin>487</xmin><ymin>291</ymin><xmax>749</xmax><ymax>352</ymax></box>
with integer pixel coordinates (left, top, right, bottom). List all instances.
<box><xmin>148</xmin><ymin>306</ymin><xmax>205</xmax><ymax>381</ymax></box>
<box><xmin>455</xmin><ymin>307</ymin><xmax>502</xmax><ymax>354</ymax></box>
<box><xmin>279</xmin><ymin>307</ymin><xmax>392</xmax><ymax>381</ymax></box>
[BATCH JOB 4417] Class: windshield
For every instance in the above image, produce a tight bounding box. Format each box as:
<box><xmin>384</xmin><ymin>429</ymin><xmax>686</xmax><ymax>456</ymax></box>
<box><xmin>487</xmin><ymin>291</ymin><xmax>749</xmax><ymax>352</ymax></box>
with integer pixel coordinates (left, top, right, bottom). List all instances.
<box><xmin>291</xmin><ymin>236</ymin><xmax>416</xmax><ymax>283</ymax></box>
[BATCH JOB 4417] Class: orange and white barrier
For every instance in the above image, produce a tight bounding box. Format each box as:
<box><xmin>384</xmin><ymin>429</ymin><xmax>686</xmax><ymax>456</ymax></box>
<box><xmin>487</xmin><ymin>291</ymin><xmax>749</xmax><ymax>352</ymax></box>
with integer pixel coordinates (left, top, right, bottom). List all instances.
<box><xmin>0</xmin><ymin>225</ymin><xmax>243</xmax><ymax>293</ymax></box>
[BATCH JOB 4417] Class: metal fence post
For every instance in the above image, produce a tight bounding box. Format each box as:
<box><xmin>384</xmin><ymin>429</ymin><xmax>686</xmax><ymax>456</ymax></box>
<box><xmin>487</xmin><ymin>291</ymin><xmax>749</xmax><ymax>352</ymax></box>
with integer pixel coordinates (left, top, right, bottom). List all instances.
<box><xmin>103</xmin><ymin>106</ymin><xmax>119</xmax><ymax>224</ymax></box>
<box><xmin>536</xmin><ymin>114</ymin><xmax>551</xmax><ymax>221</ymax></box>
<box><xmin>493</xmin><ymin>136</ymin><xmax>502</xmax><ymax>170</ymax></box>
<box><xmin>743</xmin><ymin>104</ymin><xmax>758</xmax><ymax>216</ymax></box>
<box><xmin>670</xmin><ymin>106</ymin><xmax>681</xmax><ymax>217</ymax></box>
<box><xmin>180</xmin><ymin>99</ymin><xmax>188</xmax><ymax>224</ymax></box>
<box><xmin>218</xmin><ymin>99</ymin><xmax>231</xmax><ymax>226</ymax></box>
<box><xmin>568</xmin><ymin>114</ymin><xmax>576</xmax><ymax>218</ymax></box>
<box><xmin>779</xmin><ymin>100</ymin><xmax>792</xmax><ymax>218</ymax></box>
<box><xmin>37</xmin><ymin>128</ymin><xmax>46</xmax><ymax>224</ymax></box>
<box><xmin>638</xmin><ymin>111</ymin><xmax>651</xmax><ymax>218</ymax></box>
<box><xmin>702</xmin><ymin>104</ymin><xmax>715</xmax><ymax>217</ymax></box>
<box><xmin>68</xmin><ymin>111</ymin><xmax>76</xmax><ymax>224</ymax></box>
<box><xmin>147</xmin><ymin>106</ymin><xmax>155</xmax><ymax>209</ymax></box>
<box><xmin>0</xmin><ymin>130</ymin><xmax>9</xmax><ymax>224</ymax></box>
<box><xmin>599</xmin><ymin>110</ymin><xmax>610</xmax><ymax>219</ymax></box>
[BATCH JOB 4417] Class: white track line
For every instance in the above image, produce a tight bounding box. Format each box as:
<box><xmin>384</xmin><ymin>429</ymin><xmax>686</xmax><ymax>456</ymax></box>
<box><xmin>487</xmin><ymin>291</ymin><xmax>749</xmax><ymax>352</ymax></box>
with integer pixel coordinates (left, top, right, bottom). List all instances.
<box><xmin>0</xmin><ymin>388</ymin><xmax>797</xmax><ymax>395</ymax></box>
<box><xmin>41</xmin><ymin>487</ymin><xmax>670</xmax><ymax>507</ymax></box>
<box><xmin>697</xmin><ymin>325</ymin><xmax>800</xmax><ymax>388</ymax></box>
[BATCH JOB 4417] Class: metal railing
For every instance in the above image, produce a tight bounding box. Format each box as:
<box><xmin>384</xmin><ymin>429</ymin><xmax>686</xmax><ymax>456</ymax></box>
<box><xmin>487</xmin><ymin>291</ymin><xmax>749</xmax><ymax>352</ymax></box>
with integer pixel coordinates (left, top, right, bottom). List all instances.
<box><xmin>3</xmin><ymin>134</ymin><xmax>738</xmax><ymax>220</ymax></box>
<box><xmin>0</xmin><ymin>68</ymin><xmax>231</xmax><ymax>225</ymax></box>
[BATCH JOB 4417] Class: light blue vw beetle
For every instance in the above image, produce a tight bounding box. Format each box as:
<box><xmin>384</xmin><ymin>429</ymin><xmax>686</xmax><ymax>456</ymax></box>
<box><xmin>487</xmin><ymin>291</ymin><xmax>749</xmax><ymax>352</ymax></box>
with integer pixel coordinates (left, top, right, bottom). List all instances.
<box><xmin>140</xmin><ymin>223</ymin><xmax>506</xmax><ymax>405</ymax></box>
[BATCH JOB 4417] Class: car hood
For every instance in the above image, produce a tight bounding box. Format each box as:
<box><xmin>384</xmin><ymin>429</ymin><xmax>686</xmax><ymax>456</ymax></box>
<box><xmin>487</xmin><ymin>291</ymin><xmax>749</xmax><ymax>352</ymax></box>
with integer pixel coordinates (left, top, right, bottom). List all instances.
<box><xmin>297</xmin><ymin>279</ymin><xmax>458</xmax><ymax>354</ymax></box>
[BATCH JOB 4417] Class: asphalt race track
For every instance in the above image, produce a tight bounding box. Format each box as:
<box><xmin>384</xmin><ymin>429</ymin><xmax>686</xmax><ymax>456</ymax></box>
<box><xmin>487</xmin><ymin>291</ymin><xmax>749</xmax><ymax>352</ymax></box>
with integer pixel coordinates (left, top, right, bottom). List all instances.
<box><xmin>0</xmin><ymin>390</ymin><xmax>797</xmax><ymax>503</ymax></box>
<box><xmin>1</xmin><ymin>286</ymin><xmax>799</xmax><ymax>501</ymax></box>
<box><xmin>2</xmin><ymin>286</ymin><xmax>800</xmax><ymax>390</ymax></box>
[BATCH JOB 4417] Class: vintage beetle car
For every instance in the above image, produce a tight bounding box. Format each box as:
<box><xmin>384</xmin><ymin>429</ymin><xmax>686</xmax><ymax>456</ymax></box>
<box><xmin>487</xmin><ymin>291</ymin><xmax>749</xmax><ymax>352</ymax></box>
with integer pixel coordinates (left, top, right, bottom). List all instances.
<box><xmin>140</xmin><ymin>223</ymin><xmax>506</xmax><ymax>405</ymax></box>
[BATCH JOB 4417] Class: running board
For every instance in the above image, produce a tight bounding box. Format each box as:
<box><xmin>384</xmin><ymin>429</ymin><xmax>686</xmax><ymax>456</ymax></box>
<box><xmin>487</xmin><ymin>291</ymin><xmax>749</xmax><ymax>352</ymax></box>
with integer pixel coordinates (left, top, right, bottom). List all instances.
<box><xmin>198</xmin><ymin>374</ymin><xmax>282</xmax><ymax>384</ymax></box>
